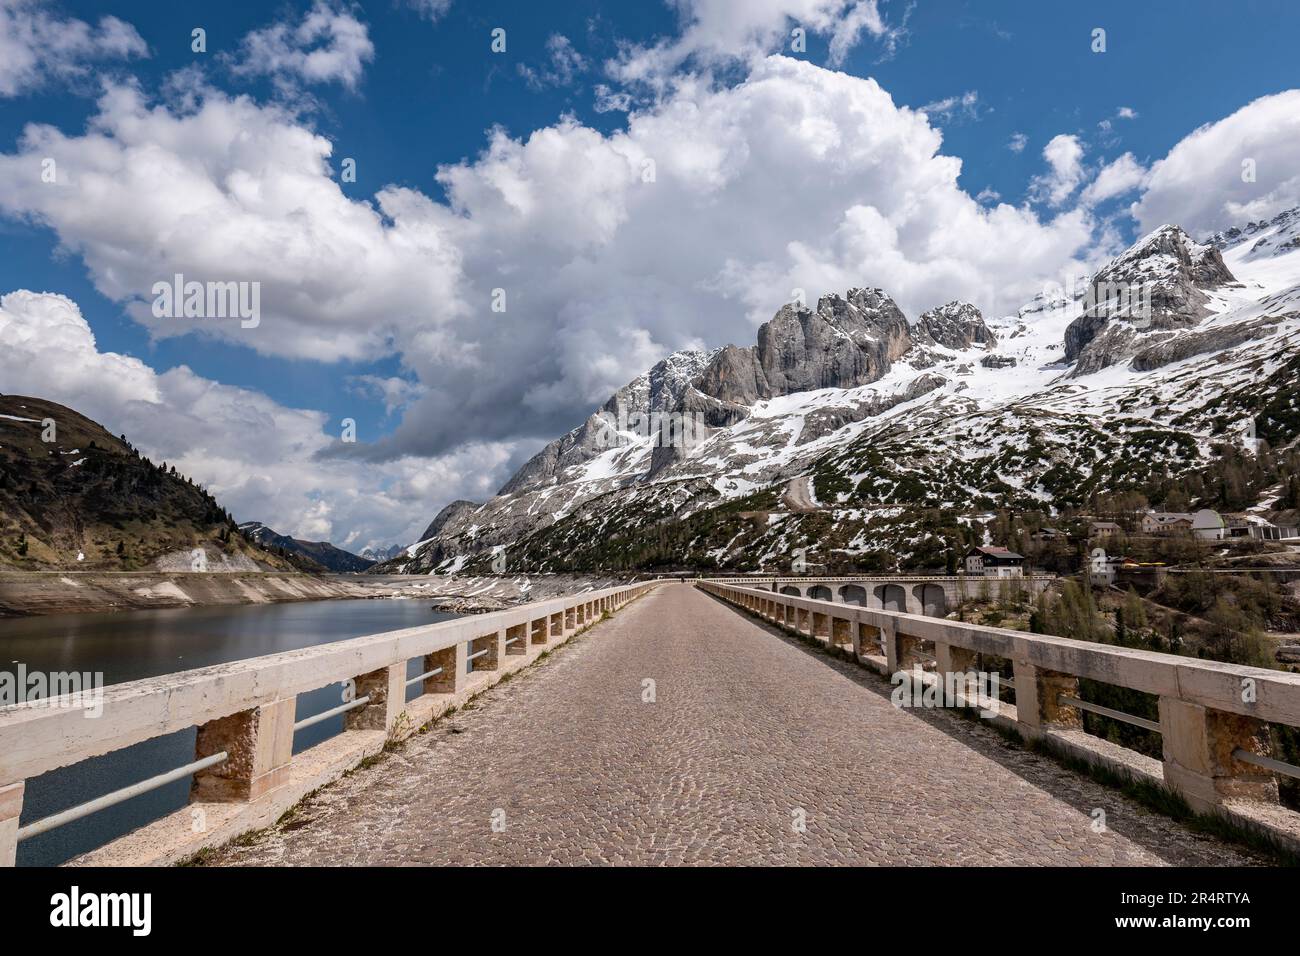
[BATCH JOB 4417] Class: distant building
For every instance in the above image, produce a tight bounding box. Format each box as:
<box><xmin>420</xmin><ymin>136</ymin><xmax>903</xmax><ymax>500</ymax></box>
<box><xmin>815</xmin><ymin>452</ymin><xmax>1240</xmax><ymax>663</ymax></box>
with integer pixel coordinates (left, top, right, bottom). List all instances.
<box><xmin>1140</xmin><ymin>512</ymin><xmax>1194</xmax><ymax>535</ymax></box>
<box><xmin>1191</xmin><ymin>509</ymin><xmax>1225</xmax><ymax>541</ymax></box>
<box><xmin>964</xmin><ymin>546</ymin><xmax>1025</xmax><ymax>578</ymax></box>
<box><xmin>1032</xmin><ymin>526</ymin><xmax>1064</xmax><ymax>541</ymax></box>
<box><xmin>1089</xmin><ymin>521</ymin><xmax>1122</xmax><ymax>538</ymax></box>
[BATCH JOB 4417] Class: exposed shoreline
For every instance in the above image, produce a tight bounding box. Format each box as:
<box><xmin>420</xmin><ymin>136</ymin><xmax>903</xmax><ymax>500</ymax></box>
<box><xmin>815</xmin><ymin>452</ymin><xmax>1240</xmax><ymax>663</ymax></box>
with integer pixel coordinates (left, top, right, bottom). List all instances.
<box><xmin>0</xmin><ymin>571</ymin><xmax>638</xmax><ymax>617</ymax></box>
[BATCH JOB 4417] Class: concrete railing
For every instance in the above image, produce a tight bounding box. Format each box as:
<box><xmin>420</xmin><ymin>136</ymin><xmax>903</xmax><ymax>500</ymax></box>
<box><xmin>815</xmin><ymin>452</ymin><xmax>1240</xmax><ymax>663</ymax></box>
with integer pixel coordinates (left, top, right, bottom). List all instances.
<box><xmin>0</xmin><ymin>582</ymin><xmax>658</xmax><ymax>866</ymax></box>
<box><xmin>700</xmin><ymin>581</ymin><xmax>1300</xmax><ymax>839</ymax></box>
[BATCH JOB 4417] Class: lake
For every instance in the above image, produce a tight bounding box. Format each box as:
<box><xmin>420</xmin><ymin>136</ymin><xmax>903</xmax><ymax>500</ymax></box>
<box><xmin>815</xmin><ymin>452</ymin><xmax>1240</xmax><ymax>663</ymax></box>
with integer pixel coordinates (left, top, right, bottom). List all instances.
<box><xmin>0</xmin><ymin>598</ymin><xmax>458</xmax><ymax>866</ymax></box>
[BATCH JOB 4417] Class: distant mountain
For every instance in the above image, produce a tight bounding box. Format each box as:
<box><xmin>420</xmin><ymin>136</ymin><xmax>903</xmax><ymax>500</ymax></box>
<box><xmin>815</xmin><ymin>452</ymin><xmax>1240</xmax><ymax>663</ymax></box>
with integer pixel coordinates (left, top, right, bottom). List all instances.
<box><xmin>360</xmin><ymin>544</ymin><xmax>404</xmax><ymax>563</ymax></box>
<box><xmin>238</xmin><ymin>522</ymin><xmax>376</xmax><ymax>572</ymax></box>
<box><xmin>0</xmin><ymin>395</ymin><xmax>300</xmax><ymax>572</ymax></box>
<box><xmin>388</xmin><ymin>209</ymin><xmax>1300</xmax><ymax>575</ymax></box>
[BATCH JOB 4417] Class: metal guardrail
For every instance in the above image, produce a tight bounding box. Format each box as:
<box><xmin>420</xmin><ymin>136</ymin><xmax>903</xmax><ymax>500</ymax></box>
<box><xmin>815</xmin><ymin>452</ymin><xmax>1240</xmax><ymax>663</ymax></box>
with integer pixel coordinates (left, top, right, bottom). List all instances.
<box><xmin>1233</xmin><ymin>748</ymin><xmax>1300</xmax><ymax>781</ymax></box>
<box><xmin>16</xmin><ymin>751</ymin><xmax>230</xmax><ymax>843</ymax></box>
<box><xmin>293</xmin><ymin>695</ymin><xmax>372</xmax><ymax>733</ymax></box>
<box><xmin>405</xmin><ymin>666</ymin><xmax>444</xmax><ymax>687</ymax></box>
<box><xmin>1059</xmin><ymin>695</ymin><xmax>1161</xmax><ymax>734</ymax></box>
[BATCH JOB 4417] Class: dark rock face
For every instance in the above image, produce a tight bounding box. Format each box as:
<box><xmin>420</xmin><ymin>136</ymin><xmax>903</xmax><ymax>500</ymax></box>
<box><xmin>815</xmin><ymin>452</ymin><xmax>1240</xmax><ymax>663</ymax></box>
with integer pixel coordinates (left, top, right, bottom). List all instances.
<box><xmin>419</xmin><ymin>500</ymin><xmax>479</xmax><ymax>542</ymax></box>
<box><xmin>1064</xmin><ymin>225</ymin><xmax>1237</xmax><ymax>375</ymax></box>
<box><xmin>1129</xmin><ymin>316</ymin><xmax>1283</xmax><ymax>372</ymax></box>
<box><xmin>693</xmin><ymin>288</ymin><xmax>912</xmax><ymax>407</ymax></box>
<box><xmin>980</xmin><ymin>354</ymin><xmax>1017</xmax><ymax>369</ymax></box>
<box><xmin>914</xmin><ymin>301</ymin><xmax>997</xmax><ymax>351</ymax></box>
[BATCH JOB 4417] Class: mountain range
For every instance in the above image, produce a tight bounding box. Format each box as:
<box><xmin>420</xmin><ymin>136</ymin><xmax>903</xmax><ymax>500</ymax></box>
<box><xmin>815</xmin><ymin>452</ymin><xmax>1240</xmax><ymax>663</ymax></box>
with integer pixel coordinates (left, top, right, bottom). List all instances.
<box><xmin>237</xmin><ymin>522</ymin><xmax>377</xmax><ymax>573</ymax></box>
<box><xmin>381</xmin><ymin>208</ymin><xmax>1300</xmax><ymax>575</ymax></box>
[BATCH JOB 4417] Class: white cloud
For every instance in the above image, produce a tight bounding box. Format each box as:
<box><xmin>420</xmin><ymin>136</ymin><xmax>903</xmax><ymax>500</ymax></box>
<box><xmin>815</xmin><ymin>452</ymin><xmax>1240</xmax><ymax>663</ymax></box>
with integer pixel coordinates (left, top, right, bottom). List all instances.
<box><xmin>610</xmin><ymin>0</ymin><xmax>905</xmax><ymax>83</ymax></box>
<box><xmin>518</xmin><ymin>34</ymin><xmax>587</xmax><ymax>89</ymax></box>
<box><xmin>1030</xmin><ymin>133</ymin><xmax>1085</xmax><ymax>207</ymax></box>
<box><xmin>229</xmin><ymin>1</ymin><xmax>374</xmax><ymax>91</ymax></box>
<box><xmin>0</xmin><ymin>0</ymin><xmax>147</xmax><ymax>97</ymax></box>
<box><xmin>1007</xmin><ymin>132</ymin><xmax>1027</xmax><ymax>153</ymax></box>
<box><xmin>0</xmin><ymin>55</ymin><xmax>1097</xmax><ymax>497</ymax></box>
<box><xmin>0</xmin><ymin>290</ymin><xmax>506</xmax><ymax>550</ymax></box>
<box><xmin>1080</xmin><ymin>152</ymin><xmax>1146</xmax><ymax>207</ymax></box>
<box><xmin>1133</xmin><ymin>89</ymin><xmax>1300</xmax><ymax>236</ymax></box>
<box><xmin>918</xmin><ymin>90</ymin><xmax>979</xmax><ymax>123</ymax></box>
<box><xmin>1116</xmin><ymin>106</ymin><xmax>1137</xmax><ymax>120</ymax></box>
<box><xmin>405</xmin><ymin>0</ymin><xmax>452</xmax><ymax>22</ymax></box>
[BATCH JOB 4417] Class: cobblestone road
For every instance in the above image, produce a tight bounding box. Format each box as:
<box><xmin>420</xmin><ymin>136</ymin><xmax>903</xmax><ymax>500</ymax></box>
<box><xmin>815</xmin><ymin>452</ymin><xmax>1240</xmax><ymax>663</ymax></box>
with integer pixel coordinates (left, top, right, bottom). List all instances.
<box><xmin>211</xmin><ymin>584</ymin><xmax>1261</xmax><ymax>866</ymax></box>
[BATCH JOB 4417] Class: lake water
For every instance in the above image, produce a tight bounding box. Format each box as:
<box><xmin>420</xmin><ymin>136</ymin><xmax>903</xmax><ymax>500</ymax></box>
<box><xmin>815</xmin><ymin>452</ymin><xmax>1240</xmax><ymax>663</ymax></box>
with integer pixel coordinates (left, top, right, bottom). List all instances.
<box><xmin>0</xmin><ymin>598</ymin><xmax>458</xmax><ymax>866</ymax></box>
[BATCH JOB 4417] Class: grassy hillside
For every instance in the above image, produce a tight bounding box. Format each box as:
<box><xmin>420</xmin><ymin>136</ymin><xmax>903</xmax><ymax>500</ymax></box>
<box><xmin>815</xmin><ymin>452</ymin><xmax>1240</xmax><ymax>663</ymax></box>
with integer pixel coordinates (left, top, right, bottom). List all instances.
<box><xmin>0</xmin><ymin>395</ymin><xmax>303</xmax><ymax>571</ymax></box>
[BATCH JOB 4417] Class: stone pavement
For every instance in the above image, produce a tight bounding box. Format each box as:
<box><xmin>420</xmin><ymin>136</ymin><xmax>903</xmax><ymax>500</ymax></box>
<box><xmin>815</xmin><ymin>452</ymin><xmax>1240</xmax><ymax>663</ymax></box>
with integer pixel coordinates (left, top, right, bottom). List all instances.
<box><xmin>209</xmin><ymin>583</ymin><xmax>1262</xmax><ymax>866</ymax></box>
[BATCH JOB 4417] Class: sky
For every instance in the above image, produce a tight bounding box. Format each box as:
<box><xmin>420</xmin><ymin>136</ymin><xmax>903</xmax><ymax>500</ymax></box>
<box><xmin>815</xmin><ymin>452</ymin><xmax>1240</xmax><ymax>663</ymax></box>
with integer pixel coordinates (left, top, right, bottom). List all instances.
<box><xmin>0</xmin><ymin>0</ymin><xmax>1298</xmax><ymax>553</ymax></box>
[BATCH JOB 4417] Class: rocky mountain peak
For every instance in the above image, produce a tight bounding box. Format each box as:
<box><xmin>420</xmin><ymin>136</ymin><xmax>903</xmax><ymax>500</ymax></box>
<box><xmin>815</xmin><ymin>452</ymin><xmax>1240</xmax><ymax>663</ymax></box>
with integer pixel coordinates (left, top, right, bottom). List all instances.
<box><xmin>912</xmin><ymin>301</ymin><xmax>996</xmax><ymax>351</ymax></box>
<box><xmin>1064</xmin><ymin>222</ymin><xmax>1237</xmax><ymax>375</ymax></box>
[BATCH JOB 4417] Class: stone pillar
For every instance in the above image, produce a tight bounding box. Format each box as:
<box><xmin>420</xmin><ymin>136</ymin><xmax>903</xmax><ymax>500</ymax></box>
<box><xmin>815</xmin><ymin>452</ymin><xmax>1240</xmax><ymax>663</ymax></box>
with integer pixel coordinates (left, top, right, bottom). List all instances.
<box><xmin>1158</xmin><ymin>698</ymin><xmax>1278</xmax><ymax>813</ymax></box>
<box><xmin>1012</xmin><ymin>660</ymin><xmax>1080</xmax><ymax>737</ymax></box>
<box><xmin>192</xmin><ymin>698</ymin><xmax>296</xmax><ymax>802</ymax></box>
<box><xmin>470</xmin><ymin>631</ymin><xmax>503</xmax><ymax>672</ymax></box>
<box><xmin>935</xmin><ymin>643</ymin><xmax>978</xmax><ymax>677</ymax></box>
<box><xmin>0</xmin><ymin>781</ymin><xmax>22</xmax><ymax>867</ymax></box>
<box><xmin>346</xmin><ymin>663</ymin><xmax>408</xmax><ymax>733</ymax></box>
<box><xmin>505</xmin><ymin>623</ymin><xmax>529</xmax><ymax>656</ymax></box>
<box><xmin>831</xmin><ymin>617</ymin><xmax>851</xmax><ymax>650</ymax></box>
<box><xmin>855</xmin><ymin>622</ymin><xmax>882</xmax><ymax>659</ymax></box>
<box><xmin>423</xmin><ymin>643</ymin><xmax>467</xmax><ymax>695</ymax></box>
<box><xmin>884</xmin><ymin>622</ymin><xmax>926</xmax><ymax>673</ymax></box>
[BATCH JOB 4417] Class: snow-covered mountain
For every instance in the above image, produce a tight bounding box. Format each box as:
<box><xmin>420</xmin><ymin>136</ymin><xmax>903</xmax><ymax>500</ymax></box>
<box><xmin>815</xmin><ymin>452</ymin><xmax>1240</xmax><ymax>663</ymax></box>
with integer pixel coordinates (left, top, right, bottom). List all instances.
<box><xmin>383</xmin><ymin>210</ymin><xmax>1300</xmax><ymax>575</ymax></box>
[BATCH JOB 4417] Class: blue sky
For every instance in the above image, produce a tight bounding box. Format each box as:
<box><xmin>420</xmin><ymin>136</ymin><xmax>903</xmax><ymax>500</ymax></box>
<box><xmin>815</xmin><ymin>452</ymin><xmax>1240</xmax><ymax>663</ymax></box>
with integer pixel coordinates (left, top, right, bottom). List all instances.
<box><xmin>1</xmin><ymin>0</ymin><xmax>1298</xmax><ymax>550</ymax></box>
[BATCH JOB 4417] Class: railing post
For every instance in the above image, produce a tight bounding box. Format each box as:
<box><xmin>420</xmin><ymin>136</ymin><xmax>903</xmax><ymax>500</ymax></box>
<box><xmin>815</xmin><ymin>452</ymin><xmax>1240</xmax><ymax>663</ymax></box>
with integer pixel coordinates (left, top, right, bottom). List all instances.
<box><xmin>1011</xmin><ymin>661</ymin><xmax>1080</xmax><ymax>738</ymax></box>
<box><xmin>470</xmin><ymin>631</ymin><xmax>503</xmax><ymax>672</ymax></box>
<box><xmin>854</xmin><ymin>622</ymin><xmax>882</xmax><ymax>659</ymax></box>
<box><xmin>884</xmin><ymin>621</ymin><xmax>925</xmax><ymax>673</ymax></box>
<box><xmin>1157</xmin><ymin>697</ymin><xmax>1279</xmax><ymax>813</ymax></box>
<box><xmin>346</xmin><ymin>663</ymin><xmax>408</xmax><ymax>733</ymax></box>
<box><xmin>192</xmin><ymin>698</ymin><xmax>296</xmax><ymax>802</ymax></box>
<box><xmin>505</xmin><ymin>623</ymin><xmax>528</xmax><ymax>656</ymax></box>
<box><xmin>831</xmin><ymin>616</ymin><xmax>852</xmax><ymax>652</ymax></box>
<box><xmin>935</xmin><ymin>642</ymin><xmax>977</xmax><ymax>677</ymax></box>
<box><xmin>0</xmin><ymin>781</ymin><xmax>23</xmax><ymax>867</ymax></box>
<box><xmin>423</xmin><ymin>643</ymin><xmax>467</xmax><ymax>695</ymax></box>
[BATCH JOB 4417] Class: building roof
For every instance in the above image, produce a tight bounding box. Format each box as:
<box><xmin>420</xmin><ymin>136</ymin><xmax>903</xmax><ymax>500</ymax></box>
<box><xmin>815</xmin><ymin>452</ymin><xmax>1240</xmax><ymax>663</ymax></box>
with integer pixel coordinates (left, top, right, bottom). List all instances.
<box><xmin>1090</xmin><ymin>521</ymin><xmax>1121</xmax><ymax>530</ymax></box>
<box><xmin>968</xmin><ymin>545</ymin><xmax>1024</xmax><ymax>560</ymax></box>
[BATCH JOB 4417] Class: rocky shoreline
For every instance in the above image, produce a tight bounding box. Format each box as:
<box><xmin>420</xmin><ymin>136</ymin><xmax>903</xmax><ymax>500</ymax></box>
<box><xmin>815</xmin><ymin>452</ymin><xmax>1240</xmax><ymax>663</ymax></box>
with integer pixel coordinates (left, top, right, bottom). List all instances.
<box><xmin>0</xmin><ymin>571</ymin><xmax>640</xmax><ymax>617</ymax></box>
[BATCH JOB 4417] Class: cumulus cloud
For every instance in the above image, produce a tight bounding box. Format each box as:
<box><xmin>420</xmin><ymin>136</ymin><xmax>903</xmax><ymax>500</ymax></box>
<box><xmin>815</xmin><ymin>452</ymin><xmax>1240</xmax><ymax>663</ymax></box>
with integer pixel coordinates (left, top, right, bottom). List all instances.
<box><xmin>0</xmin><ymin>0</ymin><xmax>147</xmax><ymax>97</ymax></box>
<box><xmin>1007</xmin><ymin>132</ymin><xmax>1027</xmax><ymax>153</ymax></box>
<box><xmin>0</xmin><ymin>290</ymin><xmax>506</xmax><ymax>550</ymax></box>
<box><xmin>0</xmin><ymin>56</ymin><xmax>1098</xmax><ymax>474</ymax></box>
<box><xmin>228</xmin><ymin>1</ymin><xmax>374</xmax><ymax>91</ymax></box>
<box><xmin>1133</xmin><ymin>89</ymin><xmax>1300</xmax><ymax>236</ymax></box>
<box><xmin>1030</xmin><ymin>134</ymin><xmax>1085</xmax><ymax>207</ymax></box>
<box><xmin>1081</xmin><ymin>152</ymin><xmax>1146</xmax><ymax>207</ymax></box>
<box><xmin>610</xmin><ymin>0</ymin><xmax>906</xmax><ymax>83</ymax></box>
